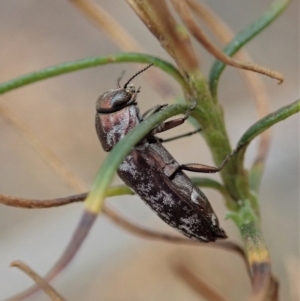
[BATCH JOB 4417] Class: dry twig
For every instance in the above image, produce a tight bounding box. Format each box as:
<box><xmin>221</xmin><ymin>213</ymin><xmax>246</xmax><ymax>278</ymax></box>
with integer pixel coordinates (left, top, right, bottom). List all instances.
<box><xmin>0</xmin><ymin>191</ymin><xmax>247</xmax><ymax>266</ymax></box>
<box><xmin>171</xmin><ymin>0</ymin><xmax>283</xmax><ymax>83</ymax></box>
<box><xmin>126</xmin><ymin>0</ymin><xmax>199</xmax><ymax>74</ymax></box>
<box><xmin>10</xmin><ymin>261</ymin><xmax>66</xmax><ymax>301</ymax></box>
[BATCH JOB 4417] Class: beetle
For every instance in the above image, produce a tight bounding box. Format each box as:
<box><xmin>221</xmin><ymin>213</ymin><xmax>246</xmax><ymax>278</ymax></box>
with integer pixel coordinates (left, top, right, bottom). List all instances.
<box><xmin>95</xmin><ymin>64</ymin><xmax>228</xmax><ymax>242</ymax></box>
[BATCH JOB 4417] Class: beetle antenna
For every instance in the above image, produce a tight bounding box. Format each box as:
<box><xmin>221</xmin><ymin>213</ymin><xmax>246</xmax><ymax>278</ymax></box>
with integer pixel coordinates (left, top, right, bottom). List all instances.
<box><xmin>117</xmin><ymin>70</ymin><xmax>126</xmax><ymax>87</ymax></box>
<box><xmin>123</xmin><ymin>63</ymin><xmax>153</xmax><ymax>89</ymax></box>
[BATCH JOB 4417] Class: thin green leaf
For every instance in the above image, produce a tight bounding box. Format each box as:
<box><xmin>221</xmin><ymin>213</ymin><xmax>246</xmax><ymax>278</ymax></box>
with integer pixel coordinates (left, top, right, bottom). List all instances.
<box><xmin>0</xmin><ymin>53</ymin><xmax>189</xmax><ymax>95</ymax></box>
<box><xmin>245</xmin><ymin>99</ymin><xmax>300</xmax><ymax>192</ymax></box>
<box><xmin>237</xmin><ymin>99</ymin><xmax>300</xmax><ymax>149</ymax></box>
<box><xmin>105</xmin><ymin>185</ymin><xmax>134</xmax><ymax>197</ymax></box>
<box><xmin>209</xmin><ymin>0</ymin><xmax>291</xmax><ymax>98</ymax></box>
<box><xmin>85</xmin><ymin>103</ymin><xmax>191</xmax><ymax>213</ymax></box>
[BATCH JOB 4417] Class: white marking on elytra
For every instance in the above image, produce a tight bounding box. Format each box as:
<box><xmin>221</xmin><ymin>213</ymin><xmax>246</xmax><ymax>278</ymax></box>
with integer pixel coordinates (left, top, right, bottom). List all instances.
<box><xmin>177</xmin><ymin>227</ymin><xmax>208</xmax><ymax>241</ymax></box>
<box><xmin>178</xmin><ymin>224</ymin><xmax>192</xmax><ymax>234</ymax></box>
<box><xmin>180</xmin><ymin>214</ymin><xmax>198</xmax><ymax>226</ymax></box>
<box><xmin>143</xmin><ymin>190</ymin><xmax>175</xmax><ymax>220</ymax></box>
<box><xmin>147</xmin><ymin>200</ymin><xmax>162</xmax><ymax>212</ymax></box>
<box><xmin>191</xmin><ymin>188</ymin><xmax>199</xmax><ymax>204</ymax></box>
<box><xmin>161</xmin><ymin>191</ymin><xmax>175</xmax><ymax>206</ymax></box>
<box><xmin>211</xmin><ymin>213</ymin><xmax>217</xmax><ymax>226</ymax></box>
<box><xmin>105</xmin><ymin>114</ymin><xmax>128</xmax><ymax>147</ymax></box>
<box><xmin>146</xmin><ymin>191</ymin><xmax>175</xmax><ymax>207</ymax></box>
<box><xmin>178</xmin><ymin>214</ymin><xmax>199</xmax><ymax>235</ymax></box>
<box><xmin>159</xmin><ymin>212</ymin><xmax>171</xmax><ymax>221</ymax></box>
<box><xmin>119</xmin><ymin>155</ymin><xmax>139</xmax><ymax>178</ymax></box>
<box><xmin>136</xmin><ymin>182</ymin><xmax>154</xmax><ymax>193</ymax></box>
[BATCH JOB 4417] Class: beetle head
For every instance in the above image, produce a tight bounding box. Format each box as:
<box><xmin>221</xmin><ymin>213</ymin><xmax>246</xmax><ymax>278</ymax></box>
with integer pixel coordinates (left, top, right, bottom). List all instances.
<box><xmin>96</xmin><ymin>85</ymin><xmax>139</xmax><ymax>113</ymax></box>
<box><xmin>96</xmin><ymin>64</ymin><xmax>153</xmax><ymax>113</ymax></box>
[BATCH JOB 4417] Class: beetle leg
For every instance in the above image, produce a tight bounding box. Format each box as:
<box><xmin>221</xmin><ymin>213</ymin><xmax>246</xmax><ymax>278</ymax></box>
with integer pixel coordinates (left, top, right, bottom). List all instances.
<box><xmin>180</xmin><ymin>163</ymin><xmax>221</xmax><ymax>173</ymax></box>
<box><xmin>150</xmin><ymin>118</ymin><xmax>185</xmax><ymax>136</ymax></box>
<box><xmin>142</xmin><ymin>104</ymin><xmax>168</xmax><ymax>119</ymax></box>
<box><xmin>179</xmin><ymin>154</ymin><xmax>232</xmax><ymax>173</ymax></box>
<box><xmin>145</xmin><ymin>100</ymin><xmax>197</xmax><ymax>131</ymax></box>
<box><xmin>150</xmin><ymin>107</ymin><xmax>194</xmax><ymax>136</ymax></box>
<box><xmin>157</xmin><ymin>128</ymin><xmax>201</xmax><ymax>143</ymax></box>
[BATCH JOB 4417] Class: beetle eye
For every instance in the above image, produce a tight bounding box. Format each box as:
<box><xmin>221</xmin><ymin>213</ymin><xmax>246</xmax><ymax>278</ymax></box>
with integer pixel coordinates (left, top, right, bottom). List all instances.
<box><xmin>111</xmin><ymin>90</ymin><xmax>132</xmax><ymax>108</ymax></box>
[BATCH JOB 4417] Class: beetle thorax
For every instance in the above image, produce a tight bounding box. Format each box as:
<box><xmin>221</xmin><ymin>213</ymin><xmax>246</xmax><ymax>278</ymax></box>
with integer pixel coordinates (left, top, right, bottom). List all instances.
<box><xmin>95</xmin><ymin>105</ymin><xmax>140</xmax><ymax>152</ymax></box>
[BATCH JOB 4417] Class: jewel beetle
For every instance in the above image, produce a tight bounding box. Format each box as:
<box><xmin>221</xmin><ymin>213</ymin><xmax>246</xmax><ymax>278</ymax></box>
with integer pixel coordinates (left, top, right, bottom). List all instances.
<box><xmin>95</xmin><ymin>64</ymin><xmax>228</xmax><ymax>242</ymax></box>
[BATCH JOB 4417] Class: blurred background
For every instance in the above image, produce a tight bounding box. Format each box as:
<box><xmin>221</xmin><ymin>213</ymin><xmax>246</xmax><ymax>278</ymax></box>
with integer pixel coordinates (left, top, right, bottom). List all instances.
<box><xmin>0</xmin><ymin>1</ymin><xmax>299</xmax><ymax>300</ymax></box>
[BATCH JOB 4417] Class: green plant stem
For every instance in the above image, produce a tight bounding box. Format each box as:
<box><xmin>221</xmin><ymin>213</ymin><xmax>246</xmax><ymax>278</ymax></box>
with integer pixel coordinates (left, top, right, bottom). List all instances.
<box><xmin>237</xmin><ymin>99</ymin><xmax>300</xmax><ymax>148</ymax></box>
<box><xmin>240</xmin><ymin>222</ymin><xmax>270</xmax><ymax>283</ymax></box>
<box><xmin>188</xmin><ymin>71</ymin><xmax>240</xmax><ymax>201</ymax></box>
<box><xmin>0</xmin><ymin>53</ymin><xmax>190</xmax><ymax>95</ymax></box>
<box><xmin>209</xmin><ymin>0</ymin><xmax>291</xmax><ymax>99</ymax></box>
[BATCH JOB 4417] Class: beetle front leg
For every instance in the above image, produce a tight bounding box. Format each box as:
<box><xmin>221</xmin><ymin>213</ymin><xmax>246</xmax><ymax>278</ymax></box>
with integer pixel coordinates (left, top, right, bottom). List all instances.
<box><xmin>180</xmin><ymin>153</ymin><xmax>232</xmax><ymax>173</ymax></box>
<box><xmin>146</xmin><ymin>100</ymin><xmax>197</xmax><ymax>135</ymax></box>
<box><xmin>150</xmin><ymin>116</ymin><xmax>188</xmax><ymax>136</ymax></box>
<box><xmin>150</xmin><ymin>105</ymin><xmax>193</xmax><ymax>136</ymax></box>
<box><xmin>157</xmin><ymin>128</ymin><xmax>202</xmax><ymax>143</ymax></box>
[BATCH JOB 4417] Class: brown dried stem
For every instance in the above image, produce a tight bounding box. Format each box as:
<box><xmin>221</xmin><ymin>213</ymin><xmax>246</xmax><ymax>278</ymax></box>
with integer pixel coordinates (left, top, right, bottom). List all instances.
<box><xmin>185</xmin><ymin>0</ymin><xmax>231</xmax><ymax>43</ymax></box>
<box><xmin>103</xmin><ymin>205</ymin><xmax>247</xmax><ymax>265</ymax></box>
<box><xmin>185</xmin><ymin>0</ymin><xmax>271</xmax><ymax>180</ymax></box>
<box><xmin>172</xmin><ymin>261</ymin><xmax>230</xmax><ymax>301</ymax></box>
<box><xmin>126</xmin><ymin>0</ymin><xmax>199</xmax><ymax>74</ymax></box>
<box><xmin>0</xmin><ymin>191</ymin><xmax>247</xmax><ymax>266</ymax></box>
<box><xmin>171</xmin><ymin>0</ymin><xmax>283</xmax><ymax>84</ymax></box>
<box><xmin>0</xmin><ymin>192</ymin><xmax>87</xmax><ymax>208</ymax></box>
<box><xmin>10</xmin><ymin>261</ymin><xmax>66</xmax><ymax>301</ymax></box>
